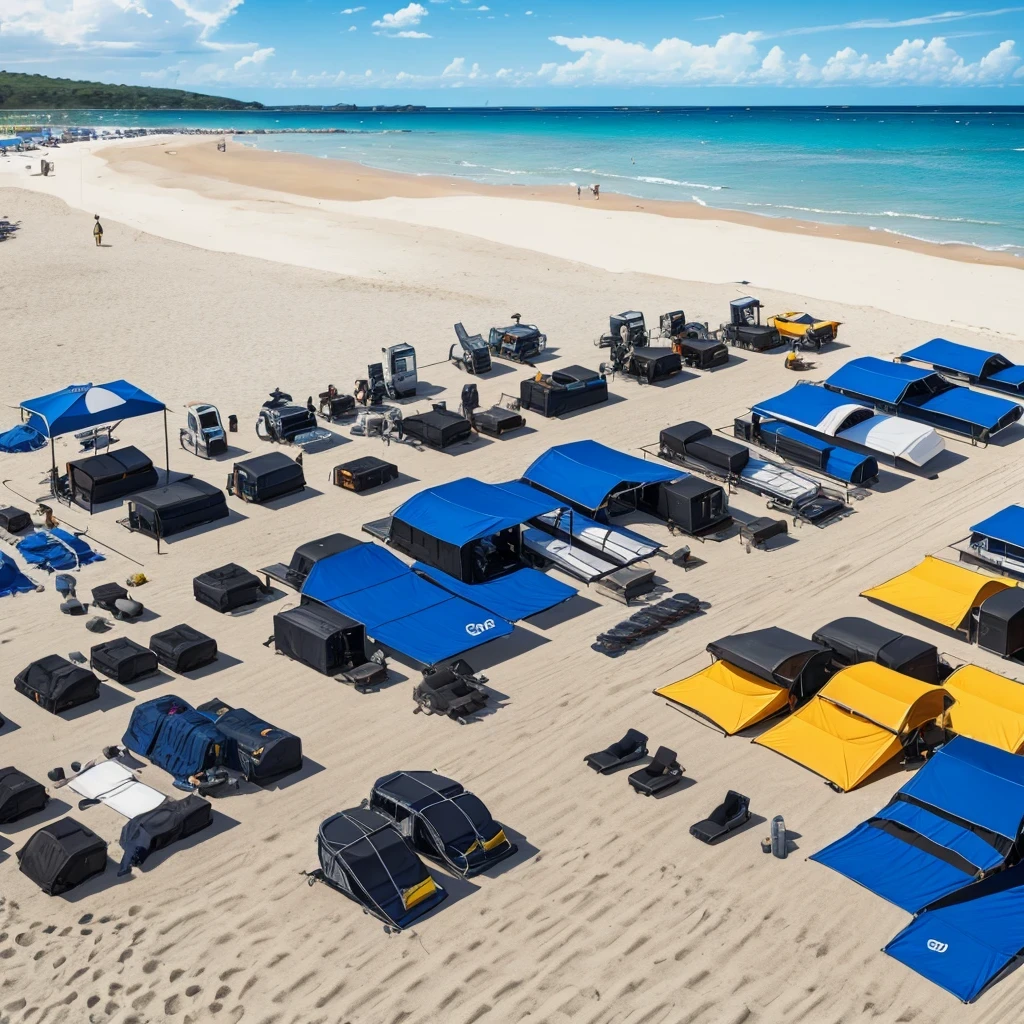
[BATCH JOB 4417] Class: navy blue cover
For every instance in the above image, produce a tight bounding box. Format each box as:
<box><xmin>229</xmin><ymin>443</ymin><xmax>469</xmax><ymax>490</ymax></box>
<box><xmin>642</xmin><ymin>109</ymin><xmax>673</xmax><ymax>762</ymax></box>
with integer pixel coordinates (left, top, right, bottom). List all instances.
<box><xmin>301</xmin><ymin>542</ymin><xmax>514</xmax><ymax>665</ymax></box>
<box><xmin>757</xmin><ymin>421</ymin><xmax>878</xmax><ymax>484</ymax></box>
<box><xmin>522</xmin><ymin>440</ymin><xmax>680</xmax><ymax>515</ymax></box>
<box><xmin>122</xmin><ymin>695</ymin><xmax>224</xmax><ymax>787</ymax></box>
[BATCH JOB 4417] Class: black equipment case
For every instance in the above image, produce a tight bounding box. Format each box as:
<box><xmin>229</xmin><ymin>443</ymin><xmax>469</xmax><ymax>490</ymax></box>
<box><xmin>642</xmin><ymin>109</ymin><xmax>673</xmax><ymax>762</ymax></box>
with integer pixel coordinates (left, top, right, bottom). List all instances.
<box><xmin>0</xmin><ymin>766</ymin><xmax>48</xmax><ymax>823</ymax></box>
<box><xmin>149</xmin><ymin>624</ymin><xmax>218</xmax><ymax>673</ymax></box>
<box><xmin>228</xmin><ymin>452</ymin><xmax>305</xmax><ymax>503</ymax></box>
<box><xmin>118</xmin><ymin>795</ymin><xmax>212</xmax><ymax>875</ymax></box>
<box><xmin>0</xmin><ymin>506</ymin><xmax>32</xmax><ymax>533</ymax></box>
<box><xmin>660</xmin><ymin>422</ymin><xmax>749</xmax><ymax>474</ymax></box>
<box><xmin>196</xmin><ymin>698</ymin><xmax>303</xmax><ymax>782</ymax></box>
<box><xmin>14</xmin><ymin>655</ymin><xmax>101</xmax><ymax>713</ymax></box>
<box><xmin>333</xmin><ymin>456</ymin><xmax>399</xmax><ymax>492</ymax></box>
<box><xmin>17</xmin><ymin>817</ymin><xmax>107</xmax><ymax>895</ymax></box>
<box><xmin>273</xmin><ymin>603</ymin><xmax>365</xmax><ymax>675</ymax></box>
<box><xmin>90</xmin><ymin>637</ymin><xmax>159</xmax><ymax>685</ymax></box>
<box><xmin>193</xmin><ymin>562</ymin><xmax>264</xmax><ymax>612</ymax></box>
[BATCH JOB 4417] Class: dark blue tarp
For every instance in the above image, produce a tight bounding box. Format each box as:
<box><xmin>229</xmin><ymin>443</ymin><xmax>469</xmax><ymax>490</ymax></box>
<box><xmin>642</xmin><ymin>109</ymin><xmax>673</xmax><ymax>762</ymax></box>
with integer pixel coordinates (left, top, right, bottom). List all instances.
<box><xmin>884</xmin><ymin>863</ymin><xmax>1024</xmax><ymax>1003</ymax></box>
<box><xmin>301</xmin><ymin>542</ymin><xmax>513</xmax><ymax>665</ymax></box>
<box><xmin>21</xmin><ymin>380</ymin><xmax>164</xmax><ymax>439</ymax></box>
<box><xmin>0</xmin><ymin>551</ymin><xmax>35</xmax><ymax>597</ymax></box>
<box><xmin>17</xmin><ymin>528</ymin><xmax>104</xmax><ymax>571</ymax></box>
<box><xmin>903</xmin><ymin>339</ymin><xmax>1007</xmax><ymax>381</ymax></box>
<box><xmin>970</xmin><ymin>505</ymin><xmax>1024</xmax><ymax>549</ymax></box>
<box><xmin>752</xmin><ymin>382</ymin><xmax>873</xmax><ymax>433</ymax></box>
<box><xmin>0</xmin><ymin>423</ymin><xmax>46</xmax><ymax>453</ymax></box>
<box><xmin>522</xmin><ymin>440</ymin><xmax>680</xmax><ymax>514</ymax></box>
<box><xmin>757</xmin><ymin>421</ymin><xmax>878</xmax><ymax>484</ymax></box>
<box><xmin>122</xmin><ymin>695</ymin><xmax>224</xmax><ymax>788</ymax></box>
<box><xmin>811</xmin><ymin>738</ymin><xmax>1024</xmax><ymax>912</ymax></box>
<box><xmin>414</xmin><ymin>562</ymin><xmax>576</xmax><ymax>621</ymax></box>
<box><xmin>393</xmin><ymin>478</ymin><xmax>563</xmax><ymax>546</ymax></box>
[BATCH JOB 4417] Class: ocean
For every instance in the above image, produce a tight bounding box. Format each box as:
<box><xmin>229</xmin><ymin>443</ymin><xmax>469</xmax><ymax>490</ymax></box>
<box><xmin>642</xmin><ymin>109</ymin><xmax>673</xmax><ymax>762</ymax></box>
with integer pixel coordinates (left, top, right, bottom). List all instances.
<box><xmin>13</xmin><ymin>106</ymin><xmax>1024</xmax><ymax>257</ymax></box>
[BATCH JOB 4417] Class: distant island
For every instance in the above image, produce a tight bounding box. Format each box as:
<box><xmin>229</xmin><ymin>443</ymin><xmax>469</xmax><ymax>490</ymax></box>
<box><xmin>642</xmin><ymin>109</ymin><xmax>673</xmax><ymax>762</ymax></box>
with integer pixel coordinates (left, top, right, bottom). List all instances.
<box><xmin>0</xmin><ymin>71</ymin><xmax>425</xmax><ymax>113</ymax></box>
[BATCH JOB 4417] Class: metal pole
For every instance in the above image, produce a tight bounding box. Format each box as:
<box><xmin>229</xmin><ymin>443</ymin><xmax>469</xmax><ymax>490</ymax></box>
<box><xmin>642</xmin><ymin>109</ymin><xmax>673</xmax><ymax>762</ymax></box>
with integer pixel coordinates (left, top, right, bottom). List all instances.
<box><xmin>163</xmin><ymin>408</ymin><xmax>170</xmax><ymax>482</ymax></box>
<box><xmin>50</xmin><ymin>436</ymin><xmax>56</xmax><ymax>494</ymax></box>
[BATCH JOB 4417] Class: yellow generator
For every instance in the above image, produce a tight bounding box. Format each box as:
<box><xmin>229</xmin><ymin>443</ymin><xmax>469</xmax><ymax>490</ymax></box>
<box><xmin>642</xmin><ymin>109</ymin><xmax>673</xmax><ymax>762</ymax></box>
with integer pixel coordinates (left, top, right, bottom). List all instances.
<box><xmin>768</xmin><ymin>312</ymin><xmax>841</xmax><ymax>351</ymax></box>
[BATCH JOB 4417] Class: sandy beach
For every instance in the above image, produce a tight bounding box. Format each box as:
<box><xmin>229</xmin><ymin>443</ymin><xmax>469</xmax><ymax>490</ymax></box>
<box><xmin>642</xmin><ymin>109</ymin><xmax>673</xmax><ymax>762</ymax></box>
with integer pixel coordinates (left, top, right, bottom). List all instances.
<box><xmin>1</xmin><ymin>136</ymin><xmax>1024</xmax><ymax>1024</ymax></box>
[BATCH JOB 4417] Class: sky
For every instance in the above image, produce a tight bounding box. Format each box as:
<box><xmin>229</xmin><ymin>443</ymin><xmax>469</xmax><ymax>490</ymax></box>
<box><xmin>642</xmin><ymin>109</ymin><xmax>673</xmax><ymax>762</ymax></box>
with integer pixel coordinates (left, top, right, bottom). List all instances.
<box><xmin>2</xmin><ymin>1</ymin><xmax>1024</xmax><ymax>104</ymax></box>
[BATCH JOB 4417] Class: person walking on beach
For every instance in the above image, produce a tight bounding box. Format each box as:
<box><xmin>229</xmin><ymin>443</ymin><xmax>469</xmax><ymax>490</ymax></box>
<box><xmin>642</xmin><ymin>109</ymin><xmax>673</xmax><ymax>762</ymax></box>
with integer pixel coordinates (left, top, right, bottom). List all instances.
<box><xmin>93</xmin><ymin>214</ymin><xmax>103</xmax><ymax>247</ymax></box>
<box><xmin>576</xmin><ymin>185</ymin><xmax>581</xmax><ymax>200</ymax></box>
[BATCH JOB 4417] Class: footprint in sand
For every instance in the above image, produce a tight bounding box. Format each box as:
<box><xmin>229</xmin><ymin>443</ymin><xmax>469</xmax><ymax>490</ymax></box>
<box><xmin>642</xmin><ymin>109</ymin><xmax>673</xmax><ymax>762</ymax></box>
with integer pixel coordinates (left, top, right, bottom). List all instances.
<box><xmin>164</xmin><ymin>993</ymin><xmax>181</xmax><ymax>1014</ymax></box>
<box><xmin>169</xmin><ymin>968</ymin><xmax>185</xmax><ymax>982</ymax></box>
<box><xmin>79</xmin><ymin>914</ymin><xmax>93</xmax><ymax>925</ymax></box>
<box><xmin>119</xmin><ymin>949</ymin><xmax>133</xmax><ymax>963</ymax></box>
<box><xmin>128</xmin><ymin>906</ymin><xmax>142</xmax><ymax>917</ymax></box>
<box><xmin>143</xmin><ymin>960</ymin><xmax>160</xmax><ymax>975</ymax></box>
<box><xmin>3</xmin><ymin>998</ymin><xmax>26</xmax><ymax>1012</ymax></box>
<box><xmin>185</xmin><ymin>985</ymin><xmax>202</xmax><ymax>997</ymax></box>
<box><xmin>0</xmin><ymin>948</ymin><xmax>17</xmax><ymax>960</ymax></box>
<box><xmin>15</xmin><ymin>932</ymin><xmax>35</xmax><ymax>946</ymax></box>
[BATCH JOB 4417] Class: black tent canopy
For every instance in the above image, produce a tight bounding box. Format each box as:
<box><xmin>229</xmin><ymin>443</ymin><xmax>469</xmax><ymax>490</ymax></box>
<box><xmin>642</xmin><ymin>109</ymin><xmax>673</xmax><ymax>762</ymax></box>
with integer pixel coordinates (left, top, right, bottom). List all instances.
<box><xmin>708</xmin><ymin>627</ymin><xmax>832</xmax><ymax>698</ymax></box>
<box><xmin>977</xmin><ymin>590</ymin><xmax>1024</xmax><ymax>659</ymax></box>
<box><xmin>315</xmin><ymin>807</ymin><xmax>447</xmax><ymax>928</ymax></box>
<box><xmin>655</xmin><ymin>476</ymin><xmax>731</xmax><ymax>535</ymax></box>
<box><xmin>273</xmin><ymin>603</ymin><xmax>366</xmax><ymax>675</ymax></box>
<box><xmin>125</xmin><ymin>477</ymin><xmax>228</xmax><ymax>548</ymax></box>
<box><xmin>812</xmin><ymin>616</ymin><xmax>941</xmax><ymax>683</ymax></box>
<box><xmin>402</xmin><ymin>407</ymin><xmax>472</xmax><ymax>450</ymax></box>
<box><xmin>227</xmin><ymin>452</ymin><xmax>305</xmax><ymax>503</ymax></box>
<box><xmin>67</xmin><ymin>445</ymin><xmax>159</xmax><ymax>512</ymax></box>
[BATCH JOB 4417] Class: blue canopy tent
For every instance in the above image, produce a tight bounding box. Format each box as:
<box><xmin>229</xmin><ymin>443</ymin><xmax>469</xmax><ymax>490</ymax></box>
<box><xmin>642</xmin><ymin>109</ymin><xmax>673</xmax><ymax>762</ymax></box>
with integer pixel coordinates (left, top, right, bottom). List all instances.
<box><xmin>19</xmin><ymin>380</ymin><xmax>169</xmax><ymax>492</ymax></box>
<box><xmin>812</xmin><ymin>737</ymin><xmax>1024</xmax><ymax>913</ymax></box>
<box><xmin>521</xmin><ymin>440</ymin><xmax>681</xmax><ymax>518</ymax></box>
<box><xmin>751</xmin><ymin>421</ymin><xmax>878</xmax><ymax>485</ymax></box>
<box><xmin>901</xmin><ymin>339</ymin><xmax>1024</xmax><ymax>397</ymax></box>
<box><xmin>824</xmin><ymin>357</ymin><xmax>1021</xmax><ymax>441</ymax></box>
<box><xmin>883</xmin><ymin>861</ymin><xmax>1024</xmax><ymax>1003</ymax></box>
<box><xmin>387</xmin><ymin>478</ymin><xmax>577</xmax><ymax>620</ymax></box>
<box><xmin>301</xmin><ymin>541</ymin><xmax>514</xmax><ymax>666</ymax></box>
<box><xmin>968</xmin><ymin>505</ymin><xmax>1024</xmax><ymax>575</ymax></box>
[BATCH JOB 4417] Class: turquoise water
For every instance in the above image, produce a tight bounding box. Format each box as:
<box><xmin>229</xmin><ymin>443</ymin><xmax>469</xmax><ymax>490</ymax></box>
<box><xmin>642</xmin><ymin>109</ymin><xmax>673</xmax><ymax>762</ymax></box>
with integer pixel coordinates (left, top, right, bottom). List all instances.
<box><xmin>15</xmin><ymin>106</ymin><xmax>1024</xmax><ymax>255</ymax></box>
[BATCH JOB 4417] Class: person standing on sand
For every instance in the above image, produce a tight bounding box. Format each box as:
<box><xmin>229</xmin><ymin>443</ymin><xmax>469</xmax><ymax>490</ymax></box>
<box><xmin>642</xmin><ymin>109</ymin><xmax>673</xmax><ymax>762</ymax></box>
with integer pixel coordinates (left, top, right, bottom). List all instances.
<box><xmin>577</xmin><ymin>185</ymin><xmax>581</xmax><ymax>200</ymax></box>
<box><xmin>93</xmin><ymin>215</ymin><xmax>103</xmax><ymax>247</ymax></box>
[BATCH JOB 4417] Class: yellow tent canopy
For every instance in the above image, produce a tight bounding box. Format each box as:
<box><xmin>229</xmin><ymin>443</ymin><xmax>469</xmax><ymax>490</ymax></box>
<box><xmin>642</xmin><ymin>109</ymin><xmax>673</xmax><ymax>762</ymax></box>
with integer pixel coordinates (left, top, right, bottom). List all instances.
<box><xmin>754</xmin><ymin>662</ymin><xmax>949</xmax><ymax>791</ymax></box>
<box><xmin>654</xmin><ymin>659</ymin><xmax>790</xmax><ymax>735</ymax></box>
<box><xmin>944</xmin><ymin>664</ymin><xmax>1024</xmax><ymax>754</ymax></box>
<box><xmin>861</xmin><ymin>555</ymin><xmax>1016</xmax><ymax>632</ymax></box>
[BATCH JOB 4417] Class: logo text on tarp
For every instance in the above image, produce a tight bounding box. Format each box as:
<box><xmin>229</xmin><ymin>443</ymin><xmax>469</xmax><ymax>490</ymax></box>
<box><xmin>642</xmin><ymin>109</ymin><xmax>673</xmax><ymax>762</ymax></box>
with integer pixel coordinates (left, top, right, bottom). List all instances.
<box><xmin>926</xmin><ymin>939</ymin><xmax>948</xmax><ymax>953</ymax></box>
<box><xmin>466</xmin><ymin>619</ymin><xmax>496</xmax><ymax>637</ymax></box>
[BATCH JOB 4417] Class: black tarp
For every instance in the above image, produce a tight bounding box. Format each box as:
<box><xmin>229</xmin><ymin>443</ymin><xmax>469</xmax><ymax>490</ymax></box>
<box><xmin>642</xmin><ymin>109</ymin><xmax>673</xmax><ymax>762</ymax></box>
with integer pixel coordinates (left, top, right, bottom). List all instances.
<box><xmin>707</xmin><ymin>627</ymin><xmax>832</xmax><ymax>698</ymax></box>
<box><xmin>193</xmin><ymin>562</ymin><xmax>264</xmax><ymax>613</ymax></box>
<box><xmin>126</xmin><ymin>479</ymin><xmax>228</xmax><ymax>539</ymax></box>
<box><xmin>229</xmin><ymin>452</ymin><xmax>305</xmax><ymax>503</ymax></box>
<box><xmin>677</xmin><ymin>338</ymin><xmax>729</xmax><ymax>370</ymax></box>
<box><xmin>117</xmin><ymin>795</ymin><xmax>212</xmax><ymax>875</ymax></box>
<box><xmin>90</xmin><ymin>637</ymin><xmax>159</xmax><ymax>685</ymax></box>
<box><xmin>196</xmin><ymin>698</ymin><xmax>302</xmax><ymax>782</ymax></box>
<box><xmin>519</xmin><ymin>366</ymin><xmax>608</xmax><ymax>418</ymax></box>
<box><xmin>0</xmin><ymin>767</ymin><xmax>48</xmax><ymax>823</ymax></box>
<box><xmin>977</xmin><ymin>589</ymin><xmax>1024</xmax><ymax>659</ymax></box>
<box><xmin>17</xmin><ymin>817</ymin><xmax>107</xmax><ymax>895</ymax></box>
<box><xmin>660</xmin><ymin>422</ymin><xmax>749</xmax><ymax>473</ymax></box>
<box><xmin>812</xmin><ymin>617</ymin><xmax>941</xmax><ymax>683</ymax></box>
<box><xmin>627</xmin><ymin>347</ymin><xmax>682</xmax><ymax>382</ymax></box>
<box><xmin>274</xmin><ymin>603</ymin><xmax>365</xmax><ymax>675</ymax></box>
<box><xmin>14</xmin><ymin>655</ymin><xmax>100</xmax><ymax>713</ymax></box>
<box><xmin>655</xmin><ymin>476</ymin><xmax>730</xmax><ymax>534</ymax></box>
<box><xmin>67</xmin><ymin>446</ymin><xmax>158</xmax><ymax>511</ymax></box>
<box><xmin>402</xmin><ymin>408</ymin><xmax>472</xmax><ymax>450</ymax></box>
<box><xmin>148</xmin><ymin>624</ymin><xmax>217</xmax><ymax>673</ymax></box>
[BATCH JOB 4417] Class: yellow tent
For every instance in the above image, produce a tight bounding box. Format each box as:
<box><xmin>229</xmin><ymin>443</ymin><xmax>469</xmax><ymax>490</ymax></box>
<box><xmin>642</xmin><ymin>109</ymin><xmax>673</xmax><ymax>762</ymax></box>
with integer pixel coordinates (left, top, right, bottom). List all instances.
<box><xmin>861</xmin><ymin>555</ymin><xmax>1016</xmax><ymax>632</ymax></box>
<box><xmin>754</xmin><ymin>662</ymin><xmax>949</xmax><ymax>791</ymax></box>
<box><xmin>654</xmin><ymin>659</ymin><xmax>790</xmax><ymax>735</ymax></box>
<box><xmin>944</xmin><ymin>664</ymin><xmax>1024</xmax><ymax>754</ymax></box>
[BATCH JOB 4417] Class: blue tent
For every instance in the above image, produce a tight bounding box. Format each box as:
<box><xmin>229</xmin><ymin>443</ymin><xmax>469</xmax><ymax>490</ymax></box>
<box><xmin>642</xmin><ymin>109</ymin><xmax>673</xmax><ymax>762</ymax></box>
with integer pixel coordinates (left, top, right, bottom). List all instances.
<box><xmin>812</xmin><ymin>737</ymin><xmax>1024</xmax><ymax>913</ymax></box>
<box><xmin>970</xmin><ymin>506</ymin><xmax>1024</xmax><ymax>557</ymax></box>
<box><xmin>392</xmin><ymin>478</ymin><xmax>563</xmax><ymax>547</ymax></box>
<box><xmin>824</xmin><ymin>357</ymin><xmax>1021</xmax><ymax>440</ymax></box>
<box><xmin>902</xmin><ymin>339</ymin><xmax>1024</xmax><ymax>396</ymax></box>
<box><xmin>755</xmin><ymin>421</ymin><xmax>878</xmax><ymax>485</ymax></box>
<box><xmin>123</xmin><ymin>695</ymin><xmax>224</xmax><ymax>789</ymax></box>
<box><xmin>521</xmin><ymin>440</ymin><xmax>680</xmax><ymax>516</ymax></box>
<box><xmin>752</xmin><ymin>382</ymin><xmax>874</xmax><ymax>433</ymax></box>
<box><xmin>415</xmin><ymin>562</ymin><xmax>576</xmax><ymax>621</ymax></box>
<box><xmin>884</xmin><ymin>862</ymin><xmax>1024</xmax><ymax>1003</ymax></box>
<box><xmin>17</xmin><ymin>529</ymin><xmax>104</xmax><ymax>571</ymax></box>
<box><xmin>0</xmin><ymin>551</ymin><xmax>35</xmax><ymax>597</ymax></box>
<box><xmin>301</xmin><ymin>542</ymin><xmax>514</xmax><ymax>665</ymax></box>
<box><xmin>0</xmin><ymin>423</ymin><xmax>46</xmax><ymax>454</ymax></box>
<box><xmin>20</xmin><ymin>380</ymin><xmax>164</xmax><ymax>438</ymax></box>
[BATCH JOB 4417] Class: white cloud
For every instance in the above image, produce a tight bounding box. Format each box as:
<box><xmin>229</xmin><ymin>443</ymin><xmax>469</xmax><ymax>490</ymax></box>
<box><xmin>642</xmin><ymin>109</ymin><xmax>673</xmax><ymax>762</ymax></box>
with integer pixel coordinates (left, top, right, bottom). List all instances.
<box><xmin>348</xmin><ymin>24</ymin><xmax>357</xmax><ymax>31</ymax></box>
<box><xmin>340</xmin><ymin>5</ymin><xmax>364</xmax><ymax>12</ymax></box>
<box><xmin>442</xmin><ymin>56</ymin><xmax>465</xmax><ymax>75</ymax></box>
<box><xmin>395</xmin><ymin>28</ymin><xmax>430</xmax><ymax>36</ymax></box>
<box><xmin>695</xmin><ymin>13</ymin><xmax>725</xmax><ymax>20</ymax></box>
<box><xmin>372</xmin><ymin>2</ymin><xmax>427</xmax><ymax>29</ymax></box>
<box><xmin>167</xmin><ymin>0</ymin><xmax>243</xmax><ymax>38</ymax></box>
<box><xmin>524</xmin><ymin>9</ymin><xmax>532</xmax><ymax>13</ymax></box>
<box><xmin>769</xmin><ymin>7</ymin><xmax>1024</xmax><ymax>40</ymax></box>
<box><xmin>233</xmin><ymin>44</ymin><xmax>273</xmax><ymax>69</ymax></box>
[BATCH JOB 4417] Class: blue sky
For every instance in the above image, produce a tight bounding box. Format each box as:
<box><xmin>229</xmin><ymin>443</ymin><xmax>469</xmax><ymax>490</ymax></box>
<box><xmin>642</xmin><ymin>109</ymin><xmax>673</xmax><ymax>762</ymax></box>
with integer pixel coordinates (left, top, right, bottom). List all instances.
<box><xmin>2</xmin><ymin>1</ymin><xmax>1024</xmax><ymax>103</ymax></box>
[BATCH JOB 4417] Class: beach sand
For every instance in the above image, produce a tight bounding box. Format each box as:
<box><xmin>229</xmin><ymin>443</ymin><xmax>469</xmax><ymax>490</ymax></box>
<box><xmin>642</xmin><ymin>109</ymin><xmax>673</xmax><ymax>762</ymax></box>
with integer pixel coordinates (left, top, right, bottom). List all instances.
<box><xmin>0</xmin><ymin>138</ymin><xmax>1023</xmax><ymax>1024</ymax></box>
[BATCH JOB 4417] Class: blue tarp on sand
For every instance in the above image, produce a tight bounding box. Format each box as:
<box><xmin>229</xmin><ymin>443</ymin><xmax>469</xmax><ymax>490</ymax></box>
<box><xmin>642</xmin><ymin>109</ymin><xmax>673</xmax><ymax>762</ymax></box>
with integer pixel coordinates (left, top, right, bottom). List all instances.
<box><xmin>414</xmin><ymin>562</ymin><xmax>576</xmax><ymax>621</ymax></box>
<box><xmin>17</xmin><ymin>529</ymin><xmax>104</xmax><ymax>571</ymax></box>
<box><xmin>522</xmin><ymin>440</ymin><xmax>680</xmax><ymax>515</ymax></box>
<box><xmin>0</xmin><ymin>423</ymin><xmax>46</xmax><ymax>453</ymax></box>
<box><xmin>812</xmin><ymin>738</ymin><xmax>1024</xmax><ymax>913</ymax></box>
<box><xmin>302</xmin><ymin>542</ymin><xmax>513</xmax><ymax>665</ymax></box>
<box><xmin>0</xmin><ymin>551</ymin><xmax>35</xmax><ymax>597</ymax></box>
<box><xmin>884</xmin><ymin>863</ymin><xmax>1024</xmax><ymax>1003</ymax></box>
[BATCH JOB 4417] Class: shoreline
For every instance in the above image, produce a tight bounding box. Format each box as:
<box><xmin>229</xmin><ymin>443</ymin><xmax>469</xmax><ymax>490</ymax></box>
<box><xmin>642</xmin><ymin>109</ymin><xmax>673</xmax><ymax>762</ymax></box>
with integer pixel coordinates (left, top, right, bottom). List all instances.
<box><xmin>105</xmin><ymin>136</ymin><xmax>1024</xmax><ymax>271</ymax></box>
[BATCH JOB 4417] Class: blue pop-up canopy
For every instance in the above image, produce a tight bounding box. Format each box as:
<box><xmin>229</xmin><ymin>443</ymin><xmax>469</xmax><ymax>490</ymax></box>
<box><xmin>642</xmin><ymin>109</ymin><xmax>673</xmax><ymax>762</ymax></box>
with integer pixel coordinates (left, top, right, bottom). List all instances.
<box><xmin>301</xmin><ymin>542</ymin><xmax>513</xmax><ymax>665</ymax></box>
<box><xmin>812</xmin><ymin>737</ymin><xmax>1024</xmax><ymax>913</ymax></box>
<box><xmin>902</xmin><ymin>339</ymin><xmax>1024</xmax><ymax>394</ymax></box>
<box><xmin>522</xmin><ymin>440</ymin><xmax>680</xmax><ymax>516</ymax></box>
<box><xmin>970</xmin><ymin>505</ymin><xmax>1024</xmax><ymax>551</ymax></box>
<box><xmin>884</xmin><ymin>862</ymin><xmax>1024</xmax><ymax>1003</ymax></box>
<box><xmin>752</xmin><ymin>382</ymin><xmax>874</xmax><ymax>433</ymax></box>
<box><xmin>20</xmin><ymin>380</ymin><xmax>169</xmax><ymax>485</ymax></box>
<box><xmin>393</xmin><ymin>477</ymin><xmax>563</xmax><ymax>547</ymax></box>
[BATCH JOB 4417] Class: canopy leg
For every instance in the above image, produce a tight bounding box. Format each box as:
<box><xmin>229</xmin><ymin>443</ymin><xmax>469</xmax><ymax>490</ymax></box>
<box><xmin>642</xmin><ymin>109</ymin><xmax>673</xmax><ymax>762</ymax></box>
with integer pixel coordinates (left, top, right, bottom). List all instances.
<box><xmin>163</xmin><ymin>409</ymin><xmax>171</xmax><ymax>483</ymax></box>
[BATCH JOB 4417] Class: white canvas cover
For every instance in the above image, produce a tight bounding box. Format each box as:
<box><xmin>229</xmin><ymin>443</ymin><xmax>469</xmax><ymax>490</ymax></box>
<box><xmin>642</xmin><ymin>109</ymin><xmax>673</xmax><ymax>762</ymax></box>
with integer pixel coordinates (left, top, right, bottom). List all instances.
<box><xmin>522</xmin><ymin>529</ymin><xmax>617</xmax><ymax>582</ymax></box>
<box><xmin>534</xmin><ymin>511</ymin><xmax>659</xmax><ymax>565</ymax></box>
<box><xmin>742</xmin><ymin>459</ymin><xmax>818</xmax><ymax>505</ymax></box>
<box><xmin>838</xmin><ymin>415</ymin><xmax>944</xmax><ymax>466</ymax></box>
<box><xmin>68</xmin><ymin>760</ymin><xmax>166</xmax><ymax>818</ymax></box>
